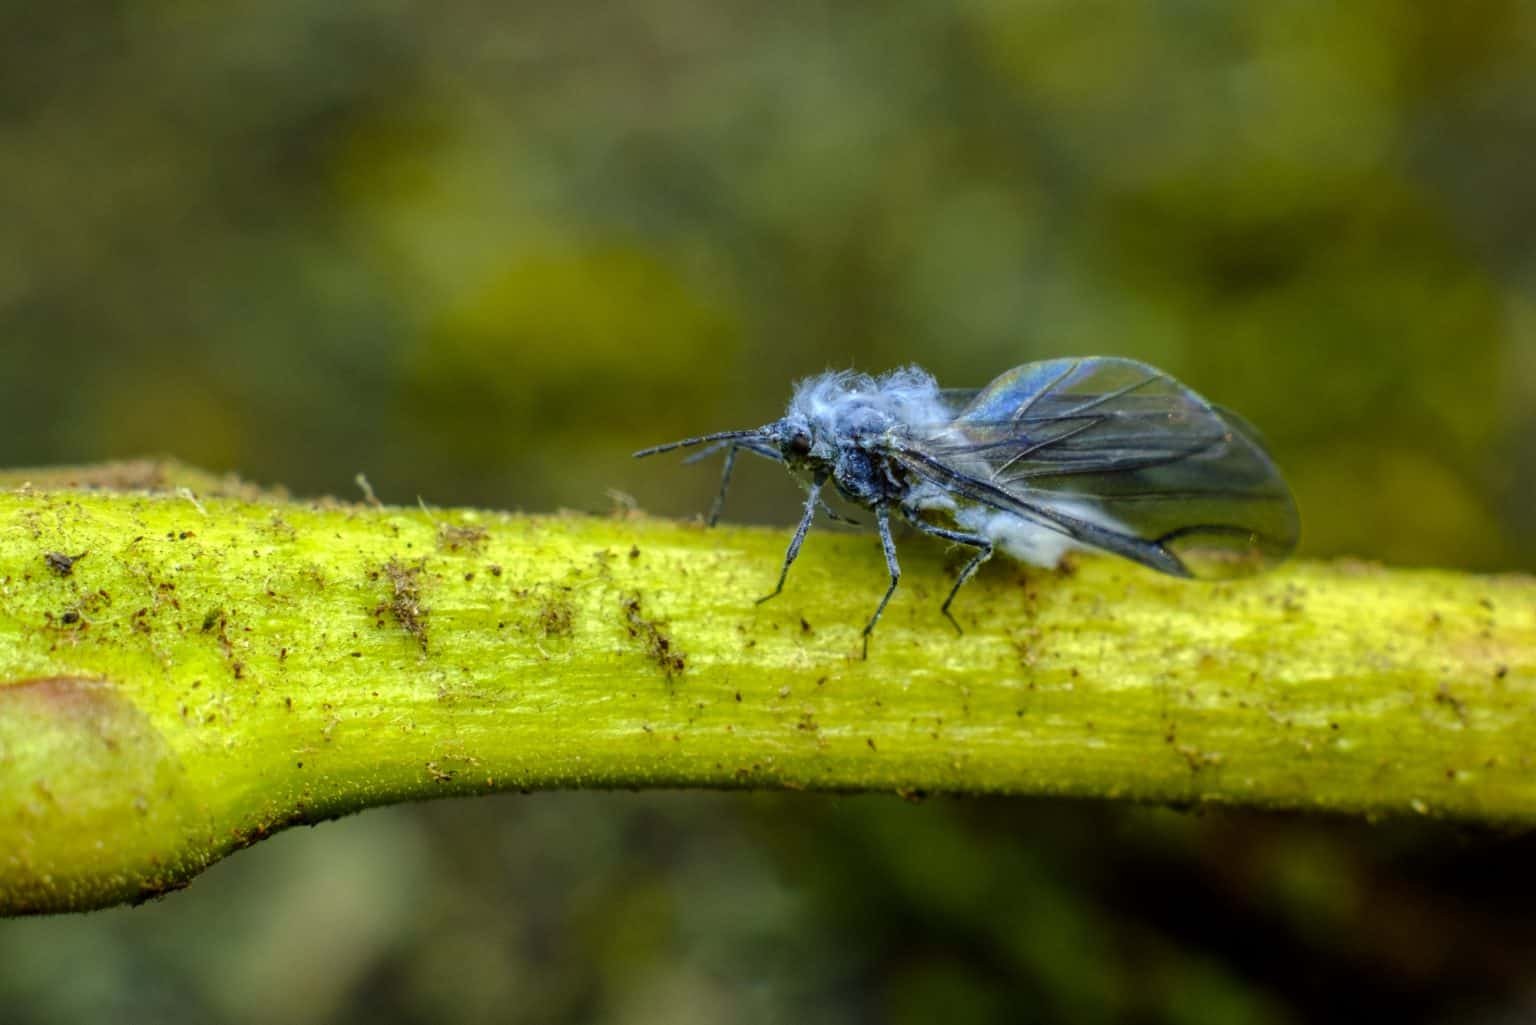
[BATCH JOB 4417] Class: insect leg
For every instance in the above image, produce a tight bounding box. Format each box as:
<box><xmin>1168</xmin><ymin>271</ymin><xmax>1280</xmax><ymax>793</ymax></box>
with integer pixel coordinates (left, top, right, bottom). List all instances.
<box><xmin>818</xmin><ymin>497</ymin><xmax>859</xmax><ymax>526</ymax></box>
<box><xmin>706</xmin><ymin>444</ymin><xmax>739</xmax><ymax>527</ymax></box>
<box><xmin>861</xmin><ymin>504</ymin><xmax>901</xmax><ymax>658</ymax></box>
<box><xmin>901</xmin><ymin>511</ymin><xmax>993</xmax><ymax>635</ymax></box>
<box><xmin>756</xmin><ymin>477</ymin><xmax>823</xmax><ymax>605</ymax></box>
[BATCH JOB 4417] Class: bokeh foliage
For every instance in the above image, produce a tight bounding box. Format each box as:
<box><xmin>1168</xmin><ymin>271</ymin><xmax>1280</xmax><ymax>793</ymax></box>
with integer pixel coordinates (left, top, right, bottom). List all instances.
<box><xmin>2</xmin><ymin>1</ymin><xmax>1535</xmax><ymax>1022</ymax></box>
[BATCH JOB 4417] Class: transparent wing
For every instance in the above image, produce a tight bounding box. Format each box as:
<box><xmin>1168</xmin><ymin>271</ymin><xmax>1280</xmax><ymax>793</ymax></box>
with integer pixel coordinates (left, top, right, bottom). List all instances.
<box><xmin>935</xmin><ymin>388</ymin><xmax>981</xmax><ymax>416</ymax></box>
<box><xmin>900</xmin><ymin>357</ymin><xmax>1299</xmax><ymax>578</ymax></box>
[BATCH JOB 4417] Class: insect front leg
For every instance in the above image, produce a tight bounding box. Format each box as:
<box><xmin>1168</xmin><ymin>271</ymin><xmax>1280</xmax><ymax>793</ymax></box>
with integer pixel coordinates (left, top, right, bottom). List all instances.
<box><xmin>861</xmin><ymin>504</ymin><xmax>901</xmax><ymax>658</ymax></box>
<box><xmin>756</xmin><ymin>476</ymin><xmax>824</xmax><ymax>606</ymax></box>
<box><xmin>902</xmin><ymin>510</ymin><xmax>993</xmax><ymax>634</ymax></box>
<box><xmin>706</xmin><ymin>444</ymin><xmax>739</xmax><ymax>527</ymax></box>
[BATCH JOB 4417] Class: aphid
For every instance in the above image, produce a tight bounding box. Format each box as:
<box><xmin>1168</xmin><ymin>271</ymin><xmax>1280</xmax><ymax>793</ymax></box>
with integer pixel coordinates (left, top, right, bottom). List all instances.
<box><xmin>635</xmin><ymin>357</ymin><xmax>1299</xmax><ymax>652</ymax></box>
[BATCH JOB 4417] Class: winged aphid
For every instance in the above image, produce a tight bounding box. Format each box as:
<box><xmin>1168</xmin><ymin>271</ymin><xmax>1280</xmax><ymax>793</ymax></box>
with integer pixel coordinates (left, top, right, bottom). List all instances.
<box><xmin>636</xmin><ymin>357</ymin><xmax>1298</xmax><ymax>653</ymax></box>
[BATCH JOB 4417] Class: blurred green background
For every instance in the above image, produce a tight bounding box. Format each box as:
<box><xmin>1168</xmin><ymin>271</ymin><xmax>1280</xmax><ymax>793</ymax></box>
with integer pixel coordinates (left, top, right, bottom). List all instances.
<box><xmin>3</xmin><ymin>2</ymin><xmax>1536</xmax><ymax>1022</ymax></box>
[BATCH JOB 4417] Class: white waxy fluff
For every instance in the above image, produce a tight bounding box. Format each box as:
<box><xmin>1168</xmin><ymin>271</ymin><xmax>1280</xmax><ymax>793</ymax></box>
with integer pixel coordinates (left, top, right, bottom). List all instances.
<box><xmin>911</xmin><ymin>483</ymin><xmax>1131</xmax><ymax>570</ymax></box>
<box><xmin>952</xmin><ymin>506</ymin><xmax>1084</xmax><ymax>568</ymax></box>
<box><xmin>786</xmin><ymin>367</ymin><xmax>952</xmax><ymax>438</ymax></box>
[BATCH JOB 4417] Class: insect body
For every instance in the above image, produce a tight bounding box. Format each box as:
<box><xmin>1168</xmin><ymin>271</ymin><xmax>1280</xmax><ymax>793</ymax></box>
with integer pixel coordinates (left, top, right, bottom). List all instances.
<box><xmin>636</xmin><ymin>357</ymin><xmax>1298</xmax><ymax>651</ymax></box>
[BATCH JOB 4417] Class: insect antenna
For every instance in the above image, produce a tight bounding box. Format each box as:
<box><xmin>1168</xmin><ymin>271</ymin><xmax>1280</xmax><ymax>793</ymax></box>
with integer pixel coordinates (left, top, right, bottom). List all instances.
<box><xmin>633</xmin><ymin>429</ymin><xmax>767</xmax><ymax>459</ymax></box>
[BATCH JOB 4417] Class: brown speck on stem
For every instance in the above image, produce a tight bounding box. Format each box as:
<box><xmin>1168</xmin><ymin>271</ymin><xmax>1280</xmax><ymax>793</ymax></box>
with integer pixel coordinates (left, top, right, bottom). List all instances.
<box><xmin>538</xmin><ymin>599</ymin><xmax>576</xmax><ymax>638</ymax></box>
<box><xmin>1177</xmin><ymin>746</ymin><xmax>1223</xmax><ymax>773</ymax></box>
<box><xmin>437</xmin><ymin>523</ymin><xmax>489</xmax><ymax>553</ymax></box>
<box><xmin>621</xmin><ymin>594</ymin><xmax>685</xmax><ymax>679</ymax></box>
<box><xmin>1434</xmin><ymin>682</ymin><xmax>1468</xmax><ymax>723</ymax></box>
<box><xmin>44</xmin><ymin>551</ymin><xmax>86</xmax><ymax>577</ymax></box>
<box><xmin>379</xmin><ymin>558</ymin><xmax>430</xmax><ymax>652</ymax></box>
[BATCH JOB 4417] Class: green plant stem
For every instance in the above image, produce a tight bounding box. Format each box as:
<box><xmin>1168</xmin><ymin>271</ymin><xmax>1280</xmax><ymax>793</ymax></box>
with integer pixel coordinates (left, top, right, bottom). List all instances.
<box><xmin>1</xmin><ymin>470</ymin><xmax>1533</xmax><ymax>915</ymax></box>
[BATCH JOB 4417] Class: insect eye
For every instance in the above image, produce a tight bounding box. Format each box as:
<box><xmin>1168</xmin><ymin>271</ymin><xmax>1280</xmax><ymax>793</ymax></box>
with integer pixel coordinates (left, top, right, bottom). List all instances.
<box><xmin>789</xmin><ymin>431</ymin><xmax>812</xmax><ymax>457</ymax></box>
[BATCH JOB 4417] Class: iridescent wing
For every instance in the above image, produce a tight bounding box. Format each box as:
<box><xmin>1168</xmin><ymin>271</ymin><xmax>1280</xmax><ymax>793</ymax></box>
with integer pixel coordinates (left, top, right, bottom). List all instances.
<box><xmin>897</xmin><ymin>357</ymin><xmax>1299</xmax><ymax>578</ymax></box>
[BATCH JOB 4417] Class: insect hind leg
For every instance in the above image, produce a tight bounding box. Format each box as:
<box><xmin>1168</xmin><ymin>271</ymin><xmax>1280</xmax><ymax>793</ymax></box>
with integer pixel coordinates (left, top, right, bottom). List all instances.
<box><xmin>901</xmin><ymin>510</ymin><xmax>993</xmax><ymax>635</ymax></box>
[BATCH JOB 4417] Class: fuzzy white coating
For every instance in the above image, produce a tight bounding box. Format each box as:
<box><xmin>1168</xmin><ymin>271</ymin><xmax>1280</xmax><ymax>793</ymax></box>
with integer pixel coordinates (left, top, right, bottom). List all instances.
<box><xmin>952</xmin><ymin>506</ymin><xmax>1083</xmax><ymax>568</ymax></box>
<box><xmin>785</xmin><ymin>367</ymin><xmax>951</xmax><ymax>442</ymax></box>
<box><xmin>909</xmin><ymin>482</ymin><xmax>1129</xmax><ymax>570</ymax></box>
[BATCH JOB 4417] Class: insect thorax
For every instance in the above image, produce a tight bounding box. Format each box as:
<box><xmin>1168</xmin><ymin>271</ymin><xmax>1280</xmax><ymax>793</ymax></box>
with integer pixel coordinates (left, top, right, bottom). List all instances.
<box><xmin>775</xmin><ymin>367</ymin><xmax>952</xmax><ymax>507</ymax></box>
<box><xmin>828</xmin><ymin>444</ymin><xmax>907</xmax><ymax>506</ymax></box>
